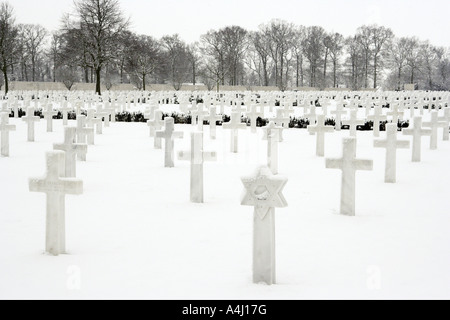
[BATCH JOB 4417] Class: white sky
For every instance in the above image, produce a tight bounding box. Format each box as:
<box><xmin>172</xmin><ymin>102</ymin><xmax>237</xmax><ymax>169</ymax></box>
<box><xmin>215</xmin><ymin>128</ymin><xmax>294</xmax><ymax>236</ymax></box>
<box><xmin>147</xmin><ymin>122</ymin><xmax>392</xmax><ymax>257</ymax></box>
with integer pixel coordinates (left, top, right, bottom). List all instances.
<box><xmin>13</xmin><ymin>0</ymin><xmax>450</xmax><ymax>47</ymax></box>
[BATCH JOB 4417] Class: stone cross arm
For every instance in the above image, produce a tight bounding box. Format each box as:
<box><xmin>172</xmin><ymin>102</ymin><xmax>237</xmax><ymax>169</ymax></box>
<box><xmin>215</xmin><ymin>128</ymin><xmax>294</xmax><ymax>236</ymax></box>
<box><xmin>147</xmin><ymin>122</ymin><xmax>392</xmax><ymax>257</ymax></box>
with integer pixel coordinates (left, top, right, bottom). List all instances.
<box><xmin>29</xmin><ymin>177</ymin><xmax>83</xmax><ymax>195</ymax></box>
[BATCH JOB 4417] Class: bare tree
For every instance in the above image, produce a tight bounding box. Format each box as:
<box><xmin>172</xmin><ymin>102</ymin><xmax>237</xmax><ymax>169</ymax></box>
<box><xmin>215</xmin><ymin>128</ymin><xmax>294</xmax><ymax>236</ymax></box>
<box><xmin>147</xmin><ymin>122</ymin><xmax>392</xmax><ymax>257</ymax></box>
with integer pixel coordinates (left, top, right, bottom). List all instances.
<box><xmin>355</xmin><ymin>25</ymin><xmax>372</xmax><ymax>88</ymax></box>
<box><xmin>371</xmin><ymin>25</ymin><xmax>393</xmax><ymax>88</ymax></box>
<box><xmin>292</xmin><ymin>26</ymin><xmax>305</xmax><ymax>88</ymax></box>
<box><xmin>324</xmin><ymin>32</ymin><xmax>344</xmax><ymax>88</ymax></box>
<box><xmin>161</xmin><ymin>34</ymin><xmax>190</xmax><ymax>90</ymax></box>
<box><xmin>405</xmin><ymin>37</ymin><xmax>422</xmax><ymax>84</ymax></box>
<box><xmin>47</xmin><ymin>31</ymin><xmax>62</xmax><ymax>82</ymax></box>
<box><xmin>420</xmin><ymin>42</ymin><xmax>438</xmax><ymax>90</ymax></box>
<box><xmin>65</xmin><ymin>0</ymin><xmax>129</xmax><ymax>95</ymax></box>
<box><xmin>0</xmin><ymin>2</ymin><xmax>18</xmax><ymax>94</ymax></box>
<box><xmin>126</xmin><ymin>34</ymin><xmax>160</xmax><ymax>91</ymax></box>
<box><xmin>345</xmin><ymin>35</ymin><xmax>365</xmax><ymax>90</ymax></box>
<box><xmin>22</xmin><ymin>24</ymin><xmax>47</xmax><ymax>81</ymax></box>
<box><xmin>249</xmin><ymin>30</ymin><xmax>272</xmax><ymax>86</ymax></box>
<box><xmin>303</xmin><ymin>26</ymin><xmax>325</xmax><ymax>88</ymax></box>
<box><xmin>389</xmin><ymin>37</ymin><xmax>411</xmax><ymax>90</ymax></box>
<box><xmin>186</xmin><ymin>43</ymin><xmax>201</xmax><ymax>85</ymax></box>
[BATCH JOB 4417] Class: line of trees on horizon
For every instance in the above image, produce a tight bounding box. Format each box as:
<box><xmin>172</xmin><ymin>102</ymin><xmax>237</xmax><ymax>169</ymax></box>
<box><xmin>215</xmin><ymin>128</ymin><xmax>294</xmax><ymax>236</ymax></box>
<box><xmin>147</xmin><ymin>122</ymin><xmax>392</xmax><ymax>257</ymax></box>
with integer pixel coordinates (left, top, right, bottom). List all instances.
<box><xmin>0</xmin><ymin>0</ymin><xmax>449</xmax><ymax>95</ymax></box>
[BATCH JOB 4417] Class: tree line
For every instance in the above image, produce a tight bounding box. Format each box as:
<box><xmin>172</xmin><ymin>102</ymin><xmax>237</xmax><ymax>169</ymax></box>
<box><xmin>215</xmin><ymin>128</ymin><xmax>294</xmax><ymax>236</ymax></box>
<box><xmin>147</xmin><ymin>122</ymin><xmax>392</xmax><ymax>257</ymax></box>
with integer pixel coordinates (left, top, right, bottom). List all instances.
<box><xmin>0</xmin><ymin>0</ymin><xmax>449</xmax><ymax>95</ymax></box>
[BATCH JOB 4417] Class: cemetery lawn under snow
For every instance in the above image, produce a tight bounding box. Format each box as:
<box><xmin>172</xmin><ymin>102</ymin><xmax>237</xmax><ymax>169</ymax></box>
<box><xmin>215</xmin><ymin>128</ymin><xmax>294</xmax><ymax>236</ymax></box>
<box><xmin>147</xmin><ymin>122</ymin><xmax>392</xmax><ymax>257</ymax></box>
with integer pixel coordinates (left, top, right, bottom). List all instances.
<box><xmin>1</xmin><ymin>106</ymin><xmax>449</xmax><ymax>299</ymax></box>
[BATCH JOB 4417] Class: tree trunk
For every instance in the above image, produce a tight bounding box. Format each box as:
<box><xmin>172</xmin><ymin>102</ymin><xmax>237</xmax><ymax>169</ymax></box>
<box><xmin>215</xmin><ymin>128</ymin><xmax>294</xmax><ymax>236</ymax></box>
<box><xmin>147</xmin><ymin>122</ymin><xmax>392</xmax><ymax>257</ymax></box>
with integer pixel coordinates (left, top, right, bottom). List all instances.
<box><xmin>373</xmin><ymin>55</ymin><xmax>378</xmax><ymax>88</ymax></box>
<box><xmin>192</xmin><ymin>61</ymin><xmax>196</xmax><ymax>85</ymax></box>
<box><xmin>333</xmin><ymin>60</ymin><xmax>337</xmax><ymax>88</ymax></box>
<box><xmin>3</xmin><ymin>68</ymin><xmax>9</xmax><ymax>95</ymax></box>
<box><xmin>323</xmin><ymin>49</ymin><xmax>328</xmax><ymax>87</ymax></box>
<box><xmin>95</xmin><ymin>67</ymin><xmax>101</xmax><ymax>95</ymax></box>
<box><xmin>85</xmin><ymin>67</ymin><xmax>89</xmax><ymax>83</ymax></box>
<box><xmin>32</xmin><ymin>58</ymin><xmax>36</xmax><ymax>82</ymax></box>
<box><xmin>142</xmin><ymin>73</ymin><xmax>146</xmax><ymax>91</ymax></box>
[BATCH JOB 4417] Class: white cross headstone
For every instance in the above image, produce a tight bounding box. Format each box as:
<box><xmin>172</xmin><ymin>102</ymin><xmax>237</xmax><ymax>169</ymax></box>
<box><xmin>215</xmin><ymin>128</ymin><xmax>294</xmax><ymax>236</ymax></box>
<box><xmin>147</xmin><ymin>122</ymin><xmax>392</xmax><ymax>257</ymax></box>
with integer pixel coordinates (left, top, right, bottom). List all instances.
<box><xmin>29</xmin><ymin>151</ymin><xmax>83</xmax><ymax>256</ymax></box>
<box><xmin>387</xmin><ymin>103</ymin><xmax>404</xmax><ymax>124</ymax></box>
<box><xmin>374</xmin><ymin>123</ymin><xmax>410</xmax><ymax>183</ymax></box>
<box><xmin>331</xmin><ymin>103</ymin><xmax>346</xmax><ymax>131</ymax></box>
<box><xmin>223</xmin><ymin>112</ymin><xmax>246</xmax><ymax>153</ymax></box>
<box><xmin>155</xmin><ymin>117</ymin><xmax>184</xmax><ymax>167</ymax></box>
<box><xmin>246</xmin><ymin>105</ymin><xmax>263</xmax><ymax>133</ymax></box>
<box><xmin>325</xmin><ymin>137</ymin><xmax>373</xmax><ymax>216</ymax></box>
<box><xmin>342</xmin><ymin>109</ymin><xmax>364</xmax><ymax>137</ymax></box>
<box><xmin>205</xmin><ymin>106</ymin><xmax>222</xmax><ymax>140</ymax></box>
<box><xmin>262</xmin><ymin>120</ymin><xmax>284</xmax><ymax>143</ymax></box>
<box><xmin>402</xmin><ymin>116</ymin><xmax>432</xmax><ymax>162</ymax></box>
<box><xmin>42</xmin><ymin>104</ymin><xmax>58</xmax><ymax>132</ymax></box>
<box><xmin>60</xmin><ymin>102</ymin><xmax>72</xmax><ymax>126</ymax></box>
<box><xmin>367</xmin><ymin>105</ymin><xmax>387</xmax><ymax>137</ymax></box>
<box><xmin>0</xmin><ymin>113</ymin><xmax>16</xmax><ymax>157</ymax></box>
<box><xmin>265</xmin><ymin>122</ymin><xmax>279</xmax><ymax>174</ymax></box>
<box><xmin>178</xmin><ymin>132</ymin><xmax>217</xmax><ymax>203</ymax></box>
<box><xmin>148</xmin><ymin>110</ymin><xmax>164</xmax><ymax>149</ymax></box>
<box><xmin>272</xmin><ymin>108</ymin><xmax>290</xmax><ymax>128</ymax></box>
<box><xmin>423</xmin><ymin>111</ymin><xmax>446</xmax><ymax>150</ymax></box>
<box><xmin>22</xmin><ymin>107</ymin><xmax>40</xmax><ymax>142</ymax></box>
<box><xmin>241</xmin><ymin>166</ymin><xmax>288</xmax><ymax>285</ymax></box>
<box><xmin>53</xmin><ymin>127</ymin><xmax>87</xmax><ymax>177</ymax></box>
<box><xmin>438</xmin><ymin>108</ymin><xmax>450</xmax><ymax>141</ymax></box>
<box><xmin>76</xmin><ymin>115</ymin><xmax>94</xmax><ymax>159</ymax></box>
<box><xmin>307</xmin><ymin>114</ymin><xmax>334</xmax><ymax>157</ymax></box>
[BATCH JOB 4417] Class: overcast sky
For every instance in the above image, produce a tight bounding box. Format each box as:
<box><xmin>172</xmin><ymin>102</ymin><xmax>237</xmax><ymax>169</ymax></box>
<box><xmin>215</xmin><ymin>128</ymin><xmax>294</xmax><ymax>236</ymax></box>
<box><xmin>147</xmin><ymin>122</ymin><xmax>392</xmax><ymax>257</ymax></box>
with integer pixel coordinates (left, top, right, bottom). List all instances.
<box><xmin>13</xmin><ymin>0</ymin><xmax>450</xmax><ymax>47</ymax></box>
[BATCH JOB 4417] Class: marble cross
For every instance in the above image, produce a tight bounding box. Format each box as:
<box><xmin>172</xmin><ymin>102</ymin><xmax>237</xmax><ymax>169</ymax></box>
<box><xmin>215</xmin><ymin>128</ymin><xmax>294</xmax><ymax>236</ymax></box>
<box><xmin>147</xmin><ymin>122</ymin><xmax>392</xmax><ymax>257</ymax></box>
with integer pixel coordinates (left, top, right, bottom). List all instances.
<box><xmin>178</xmin><ymin>132</ymin><xmax>217</xmax><ymax>203</ymax></box>
<box><xmin>223</xmin><ymin>112</ymin><xmax>246</xmax><ymax>153</ymax></box>
<box><xmin>205</xmin><ymin>106</ymin><xmax>222</xmax><ymax>139</ymax></box>
<box><xmin>367</xmin><ymin>105</ymin><xmax>387</xmax><ymax>137</ymax></box>
<box><xmin>438</xmin><ymin>108</ymin><xmax>450</xmax><ymax>141</ymax></box>
<box><xmin>76</xmin><ymin>115</ymin><xmax>94</xmax><ymax>158</ymax></box>
<box><xmin>272</xmin><ymin>108</ymin><xmax>290</xmax><ymax>128</ymax></box>
<box><xmin>262</xmin><ymin>121</ymin><xmax>284</xmax><ymax>143</ymax></box>
<box><xmin>387</xmin><ymin>103</ymin><xmax>404</xmax><ymax>124</ymax></box>
<box><xmin>423</xmin><ymin>111</ymin><xmax>446</xmax><ymax>150</ymax></box>
<box><xmin>374</xmin><ymin>123</ymin><xmax>410</xmax><ymax>183</ymax></box>
<box><xmin>60</xmin><ymin>102</ymin><xmax>72</xmax><ymax>126</ymax></box>
<box><xmin>147</xmin><ymin>110</ymin><xmax>164</xmax><ymax>137</ymax></box>
<box><xmin>342</xmin><ymin>109</ymin><xmax>364</xmax><ymax>137</ymax></box>
<box><xmin>325</xmin><ymin>137</ymin><xmax>373</xmax><ymax>216</ymax></box>
<box><xmin>330</xmin><ymin>103</ymin><xmax>346</xmax><ymax>131</ymax></box>
<box><xmin>85</xmin><ymin>109</ymin><xmax>101</xmax><ymax>143</ymax></box>
<box><xmin>246</xmin><ymin>105</ymin><xmax>263</xmax><ymax>133</ymax></box>
<box><xmin>53</xmin><ymin>127</ymin><xmax>87</xmax><ymax>177</ymax></box>
<box><xmin>0</xmin><ymin>112</ymin><xmax>16</xmax><ymax>156</ymax></box>
<box><xmin>402</xmin><ymin>116</ymin><xmax>432</xmax><ymax>162</ymax></box>
<box><xmin>42</xmin><ymin>104</ymin><xmax>58</xmax><ymax>132</ymax></box>
<box><xmin>22</xmin><ymin>107</ymin><xmax>40</xmax><ymax>142</ymax></box>
<box><xmin>307</xmin><ymin>114</ymin><xmax>334</xmax><ymax>157</ymax></box>
<box><xmin>265</xmin><ymin>122</ymin><xmax>279</xmax><ymax>174</ymax></box>
<box><xmin>155</xmin><ymin>117</ymin><xmax>184</xmax><ymax>167</ymax></box>
<box><xmin>241</xmin><ymin>166</ymin><xmax>288</xmax><ymax>285</ymax></box>
<box><xmin>11</xmin><ymin>99</ymin><xmax>19</xmax><ymax>118</ymax></box>
<box><xmin>305</xmin><ymin>105</ymin><xmax>317</xmax><ymax>124</ymax></box>
<box><xmin>29</xmin><ymin>151</ymin><xmax>83</xmax><ymax>256</ymax></box>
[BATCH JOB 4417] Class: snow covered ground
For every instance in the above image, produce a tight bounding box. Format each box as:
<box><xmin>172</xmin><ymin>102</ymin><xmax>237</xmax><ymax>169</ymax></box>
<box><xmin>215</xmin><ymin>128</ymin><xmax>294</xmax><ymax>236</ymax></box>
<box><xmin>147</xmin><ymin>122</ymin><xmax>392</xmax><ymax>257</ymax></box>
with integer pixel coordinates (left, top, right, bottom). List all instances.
<box><xmin>1</xmin><ymin>105</ymin><xmax>449</xmax><ymax>299</ymax></box>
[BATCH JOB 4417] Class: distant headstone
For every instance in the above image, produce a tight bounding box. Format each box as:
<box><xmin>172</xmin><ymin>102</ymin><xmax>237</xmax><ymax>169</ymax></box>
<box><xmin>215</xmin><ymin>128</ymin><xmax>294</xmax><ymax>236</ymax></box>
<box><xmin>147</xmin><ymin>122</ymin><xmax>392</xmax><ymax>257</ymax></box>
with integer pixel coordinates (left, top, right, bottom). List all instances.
<box><xmin>325</xmin><ymin>137</ymin><xmax>373</xmax><ymax>216</ymax></box>
<box><xmin>155</xmin><ymin>117</ymin><xmax>184</xmax><ymax>167</ymax></box>
<box><xmin>223</xmin><ymin>112</ymin><xmax>246</xmax><ymax>153</ymax></box>
<box><xmin>53</xmin><ymin>127</ymin><xmax>87</xmax><ymax>177</ymax></box>
<box><xmin>307</xmin><ymin>114</ymin><xmax>334</xmax><ymax>157</ymax></box>
<box><xmin>402</xmin><ymin>116</ymin><xmax>431</xmax><ymax>162</ymax></box>
<box><xmin>374</xmin><ymin>123</ymin><xmax>410</xmax><ymax>183</ymax></box>
<box><xmin>22</xmin><ymin>107</ymin><xmax>40</xmax><ymax>142</ymax></box>
<box><xmin>178</xmin><ymin>131</ymin><xmax>217</xmax><ymax>203</ymax></box>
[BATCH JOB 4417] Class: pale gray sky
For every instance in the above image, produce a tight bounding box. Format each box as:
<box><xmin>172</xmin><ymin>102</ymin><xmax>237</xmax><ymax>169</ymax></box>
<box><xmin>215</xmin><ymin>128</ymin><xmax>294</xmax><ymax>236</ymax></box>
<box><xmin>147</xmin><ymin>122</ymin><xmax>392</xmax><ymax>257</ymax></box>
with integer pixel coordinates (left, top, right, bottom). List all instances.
<box><xmin>13</xmin><ymin>0</ymin><xmax>450</xmax><ymax>47</ymax></box>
